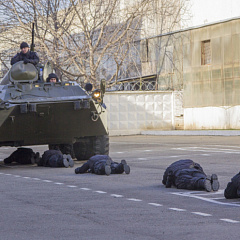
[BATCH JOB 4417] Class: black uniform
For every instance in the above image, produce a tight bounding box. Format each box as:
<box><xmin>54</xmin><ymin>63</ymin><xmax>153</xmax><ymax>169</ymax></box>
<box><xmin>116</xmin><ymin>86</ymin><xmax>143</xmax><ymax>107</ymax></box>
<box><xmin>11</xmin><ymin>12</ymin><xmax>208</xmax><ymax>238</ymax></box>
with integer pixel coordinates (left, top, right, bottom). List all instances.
<box><xmin>75</xmin><ymin>155</ymin><xmax>130</xmax><ymax>175</ymax></box>
<box><xmin>4</xmin><ymin>147</ymin><xmax>39</xmax><ymax>165</ymax></box>
<box><xmin>11</xmin><ymin>51</ymin><xmax>39</xmax><ymax>66</ymax></box>
<box><xmin>224</xmin><ymin>172</ymin><xmax>240</xmax><ymax>199</ymax></box>
<box><xmin>162</xmin><ymin>159</ymin><xmax>219</xmax><ymax>191</ymax></box>
<box><xmin>37</xmin><ymin>150</ymin><xmax>74</xmax><ymax>168</ymax></box>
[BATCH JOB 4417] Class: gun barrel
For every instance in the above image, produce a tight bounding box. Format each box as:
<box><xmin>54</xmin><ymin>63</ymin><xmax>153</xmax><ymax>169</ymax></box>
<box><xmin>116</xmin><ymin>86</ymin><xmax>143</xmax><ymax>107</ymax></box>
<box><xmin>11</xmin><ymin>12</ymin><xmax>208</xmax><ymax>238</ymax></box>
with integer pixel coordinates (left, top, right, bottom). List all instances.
<box><xmin>31</xmin><ymin>22</ymin><xmax>35</xmax><ymax>52</ymax></box>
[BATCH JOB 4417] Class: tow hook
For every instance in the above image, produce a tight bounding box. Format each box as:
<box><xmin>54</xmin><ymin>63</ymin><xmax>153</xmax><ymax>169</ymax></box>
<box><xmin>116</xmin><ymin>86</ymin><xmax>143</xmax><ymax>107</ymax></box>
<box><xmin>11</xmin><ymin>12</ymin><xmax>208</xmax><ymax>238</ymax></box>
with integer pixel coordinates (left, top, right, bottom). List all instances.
<box><xmin>91</xmin><ymin>111</ymin><xmax>99</xmax><ymax>121</ymax></box>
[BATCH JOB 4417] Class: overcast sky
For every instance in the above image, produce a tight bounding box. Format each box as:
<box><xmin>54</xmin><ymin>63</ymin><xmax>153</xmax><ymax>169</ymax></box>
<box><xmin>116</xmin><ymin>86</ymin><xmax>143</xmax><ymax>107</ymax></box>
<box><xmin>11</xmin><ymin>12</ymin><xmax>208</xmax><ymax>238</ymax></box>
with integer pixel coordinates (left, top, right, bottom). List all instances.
<box><xmin>188</xmin><ymin>0</ymin><xmax>240</xmax><ymax>27</ymax></box>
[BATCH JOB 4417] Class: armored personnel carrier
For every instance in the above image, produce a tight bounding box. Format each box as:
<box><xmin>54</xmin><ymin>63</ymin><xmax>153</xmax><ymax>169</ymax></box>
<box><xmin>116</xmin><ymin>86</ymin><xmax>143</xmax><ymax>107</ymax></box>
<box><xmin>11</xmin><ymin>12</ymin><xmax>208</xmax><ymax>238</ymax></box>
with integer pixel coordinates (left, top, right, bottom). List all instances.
<box><xmin>0</xmin><ymin>61</ymin><xmax>109</xmax><ymax>160</ymax></box>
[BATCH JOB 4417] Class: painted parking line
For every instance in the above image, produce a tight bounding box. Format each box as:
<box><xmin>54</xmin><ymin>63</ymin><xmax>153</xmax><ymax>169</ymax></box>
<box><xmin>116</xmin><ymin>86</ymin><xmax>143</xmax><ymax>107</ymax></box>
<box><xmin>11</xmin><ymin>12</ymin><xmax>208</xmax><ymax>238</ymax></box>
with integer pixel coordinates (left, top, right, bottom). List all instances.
<box><xmin>127</xmin><ymin>198</ymin><xmax>142</xmax><ymax>202</ymax></box>
<box><xmin>192</xmin><ymin>212</ymin><xmax>212</xmax><ymax>217</ymax></box>
<box><xmin>148</xmin><ymin>203</ymin><xmax>163</xmax><ymax>207</ymax></box>
<box><xmin>171</xmin><ymin>190</ymin><xmax>240</xmax><ymax>207</ymax></box>
<box><xmin>95</xmin><ymin>191</ymin><xmax>107</xmax><ymax>194</ymax></box>
<box><xmin>42</xmin><ymin>180</ymin><xmax>53</xmax><ymax>183</ymax></box>
<box><xmin>80</xmin><ymin>188</ymin><xmax>91</xmax><ymax>191</ymax></box>
<box><xmin>169</xmin><ymin>208</ymin><xmax>186</xmax><ymax>212</ymax></box>
<box><xmin>0</xmin><ymin>172</ymin><xmax>239</xmax><ymax>225</ymax></box>
<box><xmin>111</xmin><ymin>194</ymin><xmax>124</xmax><ymax>198</ymax></box>
<box><xmin>220</xmin><ymin>219</ymin><xmax>240</xmax><ymax>223</ymax></box>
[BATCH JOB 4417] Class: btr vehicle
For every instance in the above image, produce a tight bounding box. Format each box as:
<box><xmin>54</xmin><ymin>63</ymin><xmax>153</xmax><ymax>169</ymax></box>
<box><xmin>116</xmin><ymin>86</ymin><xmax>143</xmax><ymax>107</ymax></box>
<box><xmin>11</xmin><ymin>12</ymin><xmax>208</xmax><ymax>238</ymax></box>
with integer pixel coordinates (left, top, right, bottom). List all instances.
<box><xmin>0</xmin><ymin>61</ymin><xmax>109</xmax><ymax>160</ymax></box>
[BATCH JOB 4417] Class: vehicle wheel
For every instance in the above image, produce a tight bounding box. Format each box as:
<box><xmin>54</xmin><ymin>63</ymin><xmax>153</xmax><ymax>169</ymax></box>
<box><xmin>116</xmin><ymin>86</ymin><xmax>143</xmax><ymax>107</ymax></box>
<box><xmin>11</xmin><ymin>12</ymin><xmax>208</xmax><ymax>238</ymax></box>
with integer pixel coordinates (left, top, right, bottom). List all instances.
<box><xmin>73</xmin><ymin>135</ymin><xmax>109</xmax><ymax>160</ymax></box>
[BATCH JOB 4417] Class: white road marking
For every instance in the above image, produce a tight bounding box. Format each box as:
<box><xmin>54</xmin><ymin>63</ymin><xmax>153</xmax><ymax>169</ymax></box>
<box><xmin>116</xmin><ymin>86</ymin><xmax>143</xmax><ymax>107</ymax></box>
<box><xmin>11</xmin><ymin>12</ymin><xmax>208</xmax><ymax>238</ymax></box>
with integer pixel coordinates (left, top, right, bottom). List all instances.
<box><xmin>192</xmin><ymin>212</ymin><xmax>212</xmax><ymax>217</ymax></box>
<box><xmin>144</xmin><ymin>150</ymin><xmax>152</xmax><ymax>152</ymax></box>
<box><xmin>209</xmin><ymin>197</ymin><xmax>226</xmax><ymax>200</ymax></box>
<box><xmin>138</xmin><ymin>158</ymin><xmax>148</xmax><ymax>160</ymax></box>
<box><xmin>32</xmin><ymin>178</ymin><xmax>40</xmax><ymax>180</ymax></box>
<box><xmin>192</xmin><ymin>189</ymin><xmax>224</xmax><ymax>196</ymax></box>
<box><xmin>42</xmin><ymin>180</ymin><xmax>52</xmax><ymax>183</ymax></box>
<box><xmin>171</xmin><ymin>190</ymin><xmax>240</xmax><ymax>207</ymax></box>
<box><xmin>2</xmin><ymin>172</ymin><xmax>240</xmax><ymax>225</ymax></box>
<box><xmin>127</xmin><ymin>198</ymin><xmax>142</xmax><ymax>202</ymax></box>
<box><xmin>220</xmin><ymin>219</ymin><xmax>239</xmax><ymax>223</ymax></box>
<box><xmin>169</xmin><ymin>208</ymin><xmax>186</xmax><ymax>212</ymax></box>
<box><xmin>5</xmin><ymin>174</ymin><xmax>12</xmax><ymax>176</ymax></box>
<box><xmin>111</xmin><ymin>194</ymin><xmax>123</xmax><ymax>198</ymax></box>
<box><xmin>148</xmin><ymin>203</ymin><xmax>163</xmax><ymax>207</ymax></box>
<box><xmin>172</xmin><ymin>147</ymin><xmax>240</xmax><ymax>154</ymax></box>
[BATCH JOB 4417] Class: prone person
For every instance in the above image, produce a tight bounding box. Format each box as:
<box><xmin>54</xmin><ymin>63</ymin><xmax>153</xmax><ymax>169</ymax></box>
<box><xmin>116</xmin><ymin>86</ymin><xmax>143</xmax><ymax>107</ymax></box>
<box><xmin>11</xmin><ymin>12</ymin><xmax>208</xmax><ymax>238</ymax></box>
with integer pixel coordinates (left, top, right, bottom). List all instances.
<box><xmin>224</xmin><ymin>172</ymin><xmax>240</xmax><ymax>199</ymax></box>
<box><xmin>162</xmin><ymin>159</ymin><xmax>219</xmax><ymax>192</ymax></box>
<box><xmin>4</xmin><ymin>147</ymin><xmax>40</xmax><ymax>165</ymax></box>
<box><xmin>75</xmin><ymin>155</ymin><xmax>130</xmax><ymax>176</ymax></box>
<box><xmin>36</xmin><ymin>149</ymin><xmax>74</xmax><ymax>168</ymax></box>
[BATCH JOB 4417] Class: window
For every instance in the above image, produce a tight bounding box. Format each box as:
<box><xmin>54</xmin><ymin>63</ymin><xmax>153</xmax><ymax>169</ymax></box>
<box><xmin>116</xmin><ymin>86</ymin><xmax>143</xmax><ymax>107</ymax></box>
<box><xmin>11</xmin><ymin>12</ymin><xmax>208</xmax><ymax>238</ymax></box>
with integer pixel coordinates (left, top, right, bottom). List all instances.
<box><xmin>201</xmin><ymin>40</ymin><xmax>211</xmax><ymax>65</ymax></box>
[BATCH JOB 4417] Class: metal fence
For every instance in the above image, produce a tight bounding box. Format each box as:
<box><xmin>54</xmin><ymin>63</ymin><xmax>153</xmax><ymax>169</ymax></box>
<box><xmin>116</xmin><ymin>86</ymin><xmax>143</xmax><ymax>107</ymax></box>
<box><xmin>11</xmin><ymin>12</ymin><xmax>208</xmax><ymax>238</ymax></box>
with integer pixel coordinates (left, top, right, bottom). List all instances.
<box><xmin>107</xmin><ymin>74</ymin><xmax>157</xmax><ymax>91</ymax></box>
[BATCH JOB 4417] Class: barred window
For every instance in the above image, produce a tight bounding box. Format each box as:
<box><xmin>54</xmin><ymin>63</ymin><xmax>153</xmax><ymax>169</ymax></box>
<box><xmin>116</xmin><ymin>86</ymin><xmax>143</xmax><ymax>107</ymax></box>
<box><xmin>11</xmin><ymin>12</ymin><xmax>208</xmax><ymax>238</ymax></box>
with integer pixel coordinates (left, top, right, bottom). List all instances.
<box><xmin>201</xmin><ymin>40</ymin><xmax>211</xmax><ymax>65</ymax></box>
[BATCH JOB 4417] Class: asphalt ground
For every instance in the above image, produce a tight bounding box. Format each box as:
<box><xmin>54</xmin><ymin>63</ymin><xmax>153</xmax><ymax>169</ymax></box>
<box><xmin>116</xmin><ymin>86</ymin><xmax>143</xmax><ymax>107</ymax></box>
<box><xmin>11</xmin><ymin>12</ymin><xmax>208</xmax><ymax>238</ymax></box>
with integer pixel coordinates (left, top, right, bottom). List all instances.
<box><xmin>0</xmin><ymin>135</ymin><xmax>240</xmax><ymax>240</ymax></box>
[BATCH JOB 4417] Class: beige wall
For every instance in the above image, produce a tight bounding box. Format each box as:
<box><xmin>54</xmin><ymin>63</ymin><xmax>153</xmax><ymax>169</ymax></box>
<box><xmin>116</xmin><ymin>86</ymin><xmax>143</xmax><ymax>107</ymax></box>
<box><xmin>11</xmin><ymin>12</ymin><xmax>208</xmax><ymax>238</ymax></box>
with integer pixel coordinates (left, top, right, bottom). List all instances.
<box><xmin>183</xmin><ymin>19</ymin><xmax>240</xmax><ymax>108</ymax></box>
<box><xmin>104</xmin><ymin>91</ymin><xmax>183</xmax><ymax>135</ymax></box>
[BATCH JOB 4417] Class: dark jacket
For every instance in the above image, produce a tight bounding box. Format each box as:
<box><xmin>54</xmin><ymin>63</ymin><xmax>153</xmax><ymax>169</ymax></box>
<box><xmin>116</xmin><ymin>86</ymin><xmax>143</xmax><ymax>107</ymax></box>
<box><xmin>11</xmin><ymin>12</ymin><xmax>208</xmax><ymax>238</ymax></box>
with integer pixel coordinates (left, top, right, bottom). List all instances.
<box><xmin>11</xmin><ymin>51</ymin><xmax>39</xmax><ymax>66</ymax></box>
<box><xmin>4</xmin><ymin>147</ymin><xmax>35</xmax><ymax>164</ymax></box>
<box><xmin>87</xmin><ymin>155</ymin><xmax>113</xmax><ymax>170</ymax></box>
<box><xmin>224</xmin><ymin>172</ymin><xmax>240</xmax><ymax>199</ymax></box>
<box><xmin>40</xmin><ymin>150</ymin><xmax>63</xmax><ymax>167</ymax></box>
<box><xmin>162</xmin><ymin>159</ymin><xmax>204</xmax><ymax>185</ymax></box>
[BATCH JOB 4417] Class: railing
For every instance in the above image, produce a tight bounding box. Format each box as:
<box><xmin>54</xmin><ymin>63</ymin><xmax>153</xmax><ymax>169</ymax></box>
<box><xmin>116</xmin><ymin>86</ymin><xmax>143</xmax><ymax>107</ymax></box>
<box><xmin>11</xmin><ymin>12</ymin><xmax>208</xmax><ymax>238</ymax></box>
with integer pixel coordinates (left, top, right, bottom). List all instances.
<box><xmin>107</xmin><ymin>74</ymin><xmax>157</xmax><ymax>91</ymax></box>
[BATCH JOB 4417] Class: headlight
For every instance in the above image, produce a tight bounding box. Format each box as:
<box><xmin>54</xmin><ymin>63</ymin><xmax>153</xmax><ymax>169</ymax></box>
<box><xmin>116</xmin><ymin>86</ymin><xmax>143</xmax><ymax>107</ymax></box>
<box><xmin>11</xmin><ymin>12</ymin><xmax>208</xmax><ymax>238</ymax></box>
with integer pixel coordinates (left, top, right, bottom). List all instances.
<box><xmin>92</xmin><ymin>90</ymin><xmax>102</xmax><ymax>102</ymax></box>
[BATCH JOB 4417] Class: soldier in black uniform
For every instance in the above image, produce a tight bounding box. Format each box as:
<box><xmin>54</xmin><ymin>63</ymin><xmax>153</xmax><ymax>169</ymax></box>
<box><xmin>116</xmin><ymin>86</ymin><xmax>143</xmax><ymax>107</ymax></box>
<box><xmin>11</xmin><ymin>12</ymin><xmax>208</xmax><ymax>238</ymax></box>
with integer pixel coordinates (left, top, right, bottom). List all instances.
<box><xmin>224</xmin><ymin>172</ymin><xmax>240</xmax><ymax>199</ymax></box>
<box><xmin>36</xmin><ymin>149</ymin><xmax>74</xmax><ymax>168</ymax></box>
<box><xmin>4</xmin><ymin>147</ymin><xmax>40</xmax><ymax>165</ymax></box>
<box><xmin>46</xmin><ymin>73</ymin><xmax>59</xmax><ymax>83</ymax></box>
<box><xmin>162</xmin><ymin>159</ymin><xmax>219</xmax><ymax>192</ymax></box>
<box><xmin>11</xmin><ymin>42</ymin><xmax>39</xmax><ymax>66</ymax></box>
<box><xmin>75</xmin><ymin>155</ymin><xmax>130</xmax><ymax>176</ymax></box>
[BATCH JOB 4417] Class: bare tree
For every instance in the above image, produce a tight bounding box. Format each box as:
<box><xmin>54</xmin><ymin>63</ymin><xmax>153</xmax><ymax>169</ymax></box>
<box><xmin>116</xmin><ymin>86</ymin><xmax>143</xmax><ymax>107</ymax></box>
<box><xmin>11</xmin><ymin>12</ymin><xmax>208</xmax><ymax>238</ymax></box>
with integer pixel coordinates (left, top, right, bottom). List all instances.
<box><xmin>0</xmin><ymin>0</ymin><xmax>191</xmax><ymax>88</ymax></box>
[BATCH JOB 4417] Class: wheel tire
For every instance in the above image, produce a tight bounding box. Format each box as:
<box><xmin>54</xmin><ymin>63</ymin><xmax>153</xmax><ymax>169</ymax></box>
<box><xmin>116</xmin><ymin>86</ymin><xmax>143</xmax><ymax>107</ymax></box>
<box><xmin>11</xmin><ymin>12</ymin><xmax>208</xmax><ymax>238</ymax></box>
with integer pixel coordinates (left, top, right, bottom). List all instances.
<box><xmin>73</xmin><ymin>135</ymin><xmax>109</xmax><ymax>160</ymax></box>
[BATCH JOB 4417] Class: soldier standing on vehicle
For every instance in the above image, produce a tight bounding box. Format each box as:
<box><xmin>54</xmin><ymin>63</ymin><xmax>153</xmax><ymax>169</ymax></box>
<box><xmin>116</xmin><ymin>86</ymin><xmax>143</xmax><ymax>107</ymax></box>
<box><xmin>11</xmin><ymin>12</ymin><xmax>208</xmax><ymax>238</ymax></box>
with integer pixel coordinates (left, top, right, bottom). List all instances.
<box><xmin>224</xmin><ymin>172</ymin><xmax>240</xmax><ymax>199</ymax></box>
<box><xmin>162</xmin><ymin>159</ymin><xmax>219</xmax><ymax>192</ymax></box>
<box><xmin>75</xmin><ymin>155</ymin><xmax>130</xmax><ymax>176</ymax></box>
<box><xmin>11</xmin><ymin>42</ymin><xmax>39</xmax><ymax>66</ymax></box>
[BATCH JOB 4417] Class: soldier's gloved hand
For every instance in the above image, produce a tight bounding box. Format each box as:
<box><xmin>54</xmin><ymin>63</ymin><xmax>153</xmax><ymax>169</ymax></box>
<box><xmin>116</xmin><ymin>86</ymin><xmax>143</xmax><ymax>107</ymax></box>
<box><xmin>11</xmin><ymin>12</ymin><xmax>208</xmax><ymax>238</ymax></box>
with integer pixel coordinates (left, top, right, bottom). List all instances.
<box><xmin>24</xmin><ymin>59</ymin><xmax>30</xmax><ymax>64</ymax></box>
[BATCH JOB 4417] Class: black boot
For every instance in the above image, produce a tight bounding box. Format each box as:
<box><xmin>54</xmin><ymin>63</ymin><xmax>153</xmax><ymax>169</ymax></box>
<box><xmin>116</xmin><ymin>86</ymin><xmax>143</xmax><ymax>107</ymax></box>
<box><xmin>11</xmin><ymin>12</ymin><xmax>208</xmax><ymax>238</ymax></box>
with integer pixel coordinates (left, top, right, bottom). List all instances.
<box><xmin>63</xmin><ymin>154</ymin><xmax>74</xmax><ymax>168</ymax></box>
<box><xmin>211</xmin><ymin>174</ymin><xmax>220</xmax><ymax>191</ymax></box>
<box><xmin>104</xmin><ymin>159</ymin><xmax>111</xmax><ymax>176</ymax></box>
<box><xmin>203</xmin><ymin>176</ymin><xmax>212</xmax><ymax>192</ymax></box>
<box><xmin>121</xmin><ymin>160</ymin><xmax>130</xmax><ymax>174</ymax></box>
<box><xmin>61</xmin><ymin>155</ymin><xmax>69</xmax><ymax>168</ymax></box>
<box><xmin>75</xmin><ymin>163</ymin><xmax>89</xmax><ymax>174</ymax></box>
<box><xmin>165</xmin><ymin>171</ymin><xmax>174</xmax><ymax>188</ymax></box>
